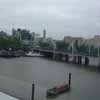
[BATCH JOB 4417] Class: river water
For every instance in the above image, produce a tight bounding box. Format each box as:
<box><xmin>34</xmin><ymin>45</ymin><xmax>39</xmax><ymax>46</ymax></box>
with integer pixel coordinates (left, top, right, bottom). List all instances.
<box><xmin>0</xmin><ymin>57</ymin><xmax>100</xmax><ymax>100</ymax></box>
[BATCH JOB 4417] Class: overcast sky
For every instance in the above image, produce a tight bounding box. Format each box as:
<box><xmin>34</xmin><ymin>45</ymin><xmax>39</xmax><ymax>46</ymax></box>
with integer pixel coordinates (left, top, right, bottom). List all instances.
<box><xmin>0</xmin><ymin>0</ymin><xmax>100</xmax><ymax>39</ymax></box>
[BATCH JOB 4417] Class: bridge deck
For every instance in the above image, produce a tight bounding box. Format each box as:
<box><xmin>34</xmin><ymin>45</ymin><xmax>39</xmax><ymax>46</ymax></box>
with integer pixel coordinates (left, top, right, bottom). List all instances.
<box><xmin>34</xmin><ymin>49</ymin><xmax>99</xmax><ymax>58</ymax></box>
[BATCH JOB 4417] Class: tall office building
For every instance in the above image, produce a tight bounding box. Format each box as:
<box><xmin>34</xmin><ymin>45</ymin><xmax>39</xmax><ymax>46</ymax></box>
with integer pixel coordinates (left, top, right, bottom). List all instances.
<box><xmin>43</xmin><ymin>29</ymin><xmax>46</xmax><ymax>39</ymax></box>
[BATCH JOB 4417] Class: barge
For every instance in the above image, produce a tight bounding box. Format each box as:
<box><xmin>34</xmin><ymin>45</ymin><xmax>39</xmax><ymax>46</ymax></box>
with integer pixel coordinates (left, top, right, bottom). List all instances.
<box><xmin>46</xmin><ymin>72</ymin><xmax>72</xmax><ymax>98</ymax></box>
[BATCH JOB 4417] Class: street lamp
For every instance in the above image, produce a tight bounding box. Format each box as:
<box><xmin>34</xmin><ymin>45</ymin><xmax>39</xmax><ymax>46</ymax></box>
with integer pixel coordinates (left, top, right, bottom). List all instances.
<box><xmin>98</xmin><ymin>47</ymin><xmax>100</xmax><ymax>57</ymax></box>
<box><xmin>89</xmin><ymin>46</ymin><xmax>91</xmax><ymax>56</ymax></box>
<box><xmin>72</xmin><ymin>42</ymin><xmax>74</xmax><ymax>56</ymax></box>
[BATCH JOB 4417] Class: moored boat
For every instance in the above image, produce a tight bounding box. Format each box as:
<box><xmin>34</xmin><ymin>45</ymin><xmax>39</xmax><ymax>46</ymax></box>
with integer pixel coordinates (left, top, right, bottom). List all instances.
<box><xmin>46</xmin><ymin>72</ymin><xmax>72</xmax><ymax>98</ymax></box>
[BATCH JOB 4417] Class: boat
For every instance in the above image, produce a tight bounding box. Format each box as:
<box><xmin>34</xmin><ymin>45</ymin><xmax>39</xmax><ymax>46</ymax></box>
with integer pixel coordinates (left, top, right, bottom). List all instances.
<box><xmin>25</xmin><ymin>52</ymin><xmax>43</xmax><ymax>57</ymax></box>
<box><xmin>46</xmin><ymin>72</ymin><xmax>72</xmax><ymax>98</ymax></box>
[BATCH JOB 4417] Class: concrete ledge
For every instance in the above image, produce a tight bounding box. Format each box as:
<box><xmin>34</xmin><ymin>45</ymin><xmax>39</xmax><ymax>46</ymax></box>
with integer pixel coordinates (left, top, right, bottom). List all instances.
<box><xmin>0</xmin><ymin>92</ymin><xmax>19</xmax><ymax>100</ymax></box>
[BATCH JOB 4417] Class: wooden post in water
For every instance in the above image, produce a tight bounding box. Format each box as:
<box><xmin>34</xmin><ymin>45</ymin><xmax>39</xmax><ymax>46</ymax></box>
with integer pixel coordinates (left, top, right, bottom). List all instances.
<box><xmin>32</xmin><ymin>82</ymin><xmax>35</xmax><ymax>100</ymax></box>
<box><xmin>68</xmin><ymin>72</ymin><xmax>72</xmax><ymax>88</ymax></box>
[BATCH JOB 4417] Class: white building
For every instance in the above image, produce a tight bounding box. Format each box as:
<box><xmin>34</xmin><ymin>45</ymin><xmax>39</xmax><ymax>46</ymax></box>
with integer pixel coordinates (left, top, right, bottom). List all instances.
<box><xmin>84</xmin><ymin>35</ymin><xmax>100</xmax><ymax>47</ymax></box>
<box><xmin>64</xmin><ymin>36</ymin><xmax>84</xmax><ymax>46</ymax></box>
<box><xmin>64</xmin><ymin>35</ymin><xmax>100</xmax><ymax>47</ymax></box>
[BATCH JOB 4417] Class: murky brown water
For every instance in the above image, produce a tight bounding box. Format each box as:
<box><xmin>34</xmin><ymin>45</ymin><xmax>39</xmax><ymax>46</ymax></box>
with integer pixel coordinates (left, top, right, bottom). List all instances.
<box><xmin>0</xmin><ymin>57</ymin><xmax>100</xmax><ymax>100</ymax></box>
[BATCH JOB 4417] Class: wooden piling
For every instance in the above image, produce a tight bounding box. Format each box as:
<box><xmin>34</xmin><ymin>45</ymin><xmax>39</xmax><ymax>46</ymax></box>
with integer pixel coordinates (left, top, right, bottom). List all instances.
<box><xmin>32</xmin><ymin>82</ymin><xmax>35</xmax><ymax>100</ymax></box>
<box><xmin>68</xmin><ymin>72</ymin><xmax>72</xmax><ymax>88</ymax></box>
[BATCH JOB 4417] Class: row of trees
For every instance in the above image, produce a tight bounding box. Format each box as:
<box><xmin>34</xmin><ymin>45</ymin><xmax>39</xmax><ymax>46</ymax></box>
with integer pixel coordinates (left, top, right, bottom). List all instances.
<box><xmin>0</xmin><ymin>37</ymin><xmax>30</xmax><ymax>51</ymax></box>
<box><xmin>73</xmin><ymin>41</ymin><xmax>100</xmax><ymax>57</ymax></box>
<box><xmin>56</xmin><ymin>40</ymin><xmax>100</xmax><ymax>57</ymax></box>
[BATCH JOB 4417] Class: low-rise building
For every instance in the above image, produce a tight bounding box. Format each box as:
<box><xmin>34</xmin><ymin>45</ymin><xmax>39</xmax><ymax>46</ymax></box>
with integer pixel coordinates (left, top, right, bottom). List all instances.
<box><xmin>84</xmin><ymin>35</ymin><xmax>100</xmax><ymax>47</ymax></box>
<box><xmin>12</xmin><ymin>28</ymin><xmax>35</xmax><ymax>47</ymax></box>
<box><xmin>64</xmin><ymin>35</ymin><xmax>100</xmax><ymax>47</ymax></box>
<box><xmin>64</xmin><ymin>36</ymin><xmax>84</xmax><ymax>46</ymax></box>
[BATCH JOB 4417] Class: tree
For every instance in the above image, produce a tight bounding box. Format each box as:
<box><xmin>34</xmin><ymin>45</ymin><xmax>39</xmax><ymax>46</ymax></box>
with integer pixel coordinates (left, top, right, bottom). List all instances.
<box><xmin>0</xmin><ymin>37</ymin><xmax>25</xmax><ymax>50</ymax></box>
<box><xmin>73</xmin><ymin>42</ymin><xmax>89</xmax><ymax>55</ymax></box>
<box><xmin>56</xmin><ymin>40</ymin><xmax>69</xmax><ymax>51</ymax></box>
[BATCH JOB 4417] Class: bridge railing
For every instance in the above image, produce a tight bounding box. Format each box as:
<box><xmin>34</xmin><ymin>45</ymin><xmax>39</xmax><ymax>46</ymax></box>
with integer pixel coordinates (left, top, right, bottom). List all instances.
<box><xmin>34</xmin><ymin>48</ymin><xmax>99</xmax><ymax>57</ymax></box>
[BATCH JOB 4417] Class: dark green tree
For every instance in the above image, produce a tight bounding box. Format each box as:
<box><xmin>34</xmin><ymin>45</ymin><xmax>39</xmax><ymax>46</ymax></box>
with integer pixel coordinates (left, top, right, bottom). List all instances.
<box><xmin>56</xmin><ymin>40</ymin><xmax>69</xmax><ymax>51</ymax></box>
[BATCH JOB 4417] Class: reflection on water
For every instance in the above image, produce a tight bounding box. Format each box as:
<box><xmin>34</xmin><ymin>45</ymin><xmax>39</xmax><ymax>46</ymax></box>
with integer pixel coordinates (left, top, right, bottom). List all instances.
<box><xmin>0</xmin><ymin>57</ymin><xmax>100</xmax><ymax>100</ymax></box>
<box><xmin>0</xmin><ymin>76</ymin><xmax>32</xmax><ymax>100</ymax></box>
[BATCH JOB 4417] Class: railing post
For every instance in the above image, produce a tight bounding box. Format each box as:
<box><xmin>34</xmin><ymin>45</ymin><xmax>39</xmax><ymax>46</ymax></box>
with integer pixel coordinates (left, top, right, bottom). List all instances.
<box><xmin>32</xmin><ymin>82</ymin><xmax>35</xmax><ymax>100</ymax></box>
<box><xmin>68</xmin><ymin>72</ymin><xmax>72</xmax><ymax>88</ymax></box>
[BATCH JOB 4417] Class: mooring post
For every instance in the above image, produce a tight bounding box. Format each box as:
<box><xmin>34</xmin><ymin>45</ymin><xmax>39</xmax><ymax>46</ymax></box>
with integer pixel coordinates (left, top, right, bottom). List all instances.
<box><xmin>68</xmin><ymin>72</ymin><xmax>72</xmax><ymax>88</ymax></box>
<box><xmin>32</xmin><ymin>82</ymin><xmax>35</xmax><ymax>100</ymax></box>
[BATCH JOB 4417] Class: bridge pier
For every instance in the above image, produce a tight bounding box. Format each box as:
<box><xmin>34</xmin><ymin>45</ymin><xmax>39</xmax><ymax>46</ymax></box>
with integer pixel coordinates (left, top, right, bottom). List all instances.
<box><xmin>61</xmin><ymin>55</ymin><xmax>66</xmax><ymax>61</ymax></box>
<box><xmin>73</xmin><ymin>56</ymin><xmax>78</xmax><ymax>64</ymax></box>
<box><xmin>85</xmin><ymin>57</ymin><xmax>89</xmax><ymax>65</ymax></box>
<box><xmin>73</xmin><ymin>56</ymin><xmax>82</xmax><ymax>64</ymax></box>
<box><xmin>65</xmin><ymin>55</ymin><xmax>69</xmax><ymax>62</ymax></box>
<box><xmin>73</xmin><ymin>56</ymin><xmax>76</xmax><ymax>64</ymax></box>
<box><xmin>78</xmin><ymin>56</ymin><xmax>82</xmax><ymax>64</ymax></box>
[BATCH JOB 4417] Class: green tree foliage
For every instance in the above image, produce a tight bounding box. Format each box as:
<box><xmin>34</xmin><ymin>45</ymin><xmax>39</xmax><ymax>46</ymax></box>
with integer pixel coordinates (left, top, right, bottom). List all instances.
<box><xmin>39</xmin><ymin>42</ymin><xmax>50</xmax><ymax>48</ymax></box>
<box><xmin>56</xmin><ymin>40</ymin><xmax>69</xmax><ymax>51</ymax></box>
<box><xmin>0</xmin><ymin>37</ymin><xmax>24</xmax><ymax>50</ymax></box>
<box><xmin>74</xmin><ymin>43</ymin><xmax>100</xmax><ymax>57</ymax></box>
<box><xmin>74</xmin><ymin>43</ymin><xmax>89</xmax><ymax>54</ymax></box>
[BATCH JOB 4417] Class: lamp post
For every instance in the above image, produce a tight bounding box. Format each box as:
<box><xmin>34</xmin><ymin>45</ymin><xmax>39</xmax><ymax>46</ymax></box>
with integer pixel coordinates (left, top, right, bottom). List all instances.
<box><xmin>53</xmin><ymin>43</ymin><xmax>56</xmax><ymax>60</ymax></box>
<box><xmin>71</xmin><ymin>42</ymin><xmax>74</xmax><ymax>56</ymax></box>
<box><xmin>88</xmin><ymin>46</ymin><xmax>91</xmax><ymax>56</ymax></box>
<box><xmin>31</xmin><ymin>82</ymin><xmax>35</xmax><ymax>100</ymax></box>
<box><xmin>98</xmin><ymin>47</ymin><xmax>100</xmax><ymax>57</ymax></box>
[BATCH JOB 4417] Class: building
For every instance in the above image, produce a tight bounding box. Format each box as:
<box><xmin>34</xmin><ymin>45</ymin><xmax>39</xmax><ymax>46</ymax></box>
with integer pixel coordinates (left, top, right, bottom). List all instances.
<box><xmin>84</xmin><ymin>35</ymin><xmax>100</xmax><ymax>47</ymax></box>
<box><xmin>64</xmin><ymin>36</ymin><xmax>84</xmax><ymax>46</ymax></box>
<box><xmin>43</xmin><ymin>29</ymin><xmax>46</xmax><ymax>39</ymax></box>
<box><xmin>64</xmin><ymin>35</ymin><xmax>100</xmax><ymax>48</ymax></box>
<box><xmin>12</xmin><ymin>28</ymin><xmax>35</xmax><ymax>46</ymax></box>
<box><xmin>0</xmin><ymin>31</ymin><xmax>8</xmax><ymax>38</ymax></box>
<box><xmin>12</xmin><ymin>28</ymin><xmax>34</xmax><ymax>40</ymax></box>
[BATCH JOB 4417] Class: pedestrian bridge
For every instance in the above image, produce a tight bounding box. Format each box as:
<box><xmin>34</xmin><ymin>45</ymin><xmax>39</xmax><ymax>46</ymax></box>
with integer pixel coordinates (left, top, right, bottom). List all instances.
<box><xmin>33</xmin><ymin>48</ymin><xmax>100</xmax><ymax>67</ymax></box>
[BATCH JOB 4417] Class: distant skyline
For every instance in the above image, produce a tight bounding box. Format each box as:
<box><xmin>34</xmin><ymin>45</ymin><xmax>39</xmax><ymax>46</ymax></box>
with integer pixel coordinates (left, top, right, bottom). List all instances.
<box><xmin>0</xmin><ymin>0</ymin><xmax>100</xmax><ymax>39</ymax></box>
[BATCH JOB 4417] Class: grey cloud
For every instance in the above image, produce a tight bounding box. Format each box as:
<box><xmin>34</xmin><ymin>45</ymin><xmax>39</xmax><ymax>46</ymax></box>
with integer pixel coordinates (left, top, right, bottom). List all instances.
<box><xmin>0</xmin><ymin>0</ymin><xmax>100</xmax><ymax>39</ymax></box>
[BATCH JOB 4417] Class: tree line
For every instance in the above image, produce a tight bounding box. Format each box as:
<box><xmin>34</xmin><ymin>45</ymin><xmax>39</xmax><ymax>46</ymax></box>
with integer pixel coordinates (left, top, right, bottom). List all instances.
<box><xmin>0</xmin><ymin>37</ymin><xmax>30</xmax><ymax>51</ymax></box>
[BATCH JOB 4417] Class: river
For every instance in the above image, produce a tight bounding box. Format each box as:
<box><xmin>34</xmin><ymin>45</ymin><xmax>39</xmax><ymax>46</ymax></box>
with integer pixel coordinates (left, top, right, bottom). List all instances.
<box><xmin>0</xmin><ymin>57</ymin><xmax>100</xmax><ymax>100</ymax></box>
